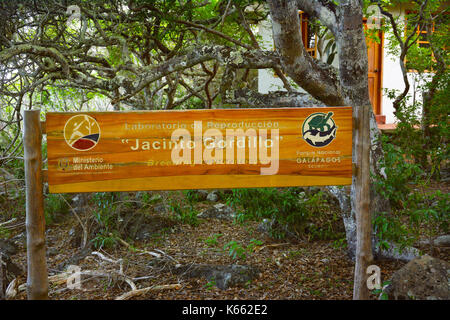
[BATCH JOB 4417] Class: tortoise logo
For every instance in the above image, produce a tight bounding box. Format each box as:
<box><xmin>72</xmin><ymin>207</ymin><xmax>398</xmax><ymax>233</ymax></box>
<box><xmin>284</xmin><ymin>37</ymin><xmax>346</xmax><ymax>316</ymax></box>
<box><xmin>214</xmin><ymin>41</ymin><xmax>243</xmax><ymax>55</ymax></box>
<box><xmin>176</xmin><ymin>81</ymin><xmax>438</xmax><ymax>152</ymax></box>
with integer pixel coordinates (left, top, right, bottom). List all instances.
<box><xmin>302</xmin><ymin>112</ymin><xmax>337</xmax><ymax>147</ymax></box>
<box><xmin>64</xmin><ymin>115</ymin><xmax>100</xmax><ymax>151</ymax></box>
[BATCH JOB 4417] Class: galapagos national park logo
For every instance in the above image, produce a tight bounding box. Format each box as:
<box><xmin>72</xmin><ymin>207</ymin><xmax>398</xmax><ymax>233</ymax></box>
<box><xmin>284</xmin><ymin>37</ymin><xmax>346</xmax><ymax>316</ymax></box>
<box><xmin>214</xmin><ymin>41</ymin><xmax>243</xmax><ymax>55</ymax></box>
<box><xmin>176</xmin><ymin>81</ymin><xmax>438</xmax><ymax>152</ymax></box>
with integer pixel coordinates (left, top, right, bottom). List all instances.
<box><xmin>64</xmin><ymin>114</ymin><xmax>100</xmax><ymax>151</ymax></box>
<box><xmin>302</xmin><ymin>112</ymin><xmax>337</xmax><ymax>147</ymax></box>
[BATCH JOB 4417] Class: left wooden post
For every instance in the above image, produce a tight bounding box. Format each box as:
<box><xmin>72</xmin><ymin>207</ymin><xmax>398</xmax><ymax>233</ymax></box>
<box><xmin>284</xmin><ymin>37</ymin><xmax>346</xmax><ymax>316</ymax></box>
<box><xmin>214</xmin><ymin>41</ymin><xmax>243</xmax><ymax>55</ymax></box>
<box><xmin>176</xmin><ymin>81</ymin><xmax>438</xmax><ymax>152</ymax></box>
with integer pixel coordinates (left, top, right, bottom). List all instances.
<box><xmin>24</xmin><ymin>109</ymin><xmax>49</xmax><ymax>300</ymax></box>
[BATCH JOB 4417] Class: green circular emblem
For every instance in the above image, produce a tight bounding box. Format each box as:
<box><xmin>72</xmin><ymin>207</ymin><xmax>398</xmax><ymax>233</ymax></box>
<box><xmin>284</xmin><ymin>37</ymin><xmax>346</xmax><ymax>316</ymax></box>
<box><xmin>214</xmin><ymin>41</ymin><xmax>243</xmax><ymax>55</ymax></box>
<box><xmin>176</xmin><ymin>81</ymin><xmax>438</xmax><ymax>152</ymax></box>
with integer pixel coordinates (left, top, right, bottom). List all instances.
<box><xmin>302</xmin><ymin>112</ymin><xmax>337</xmax><ymax>147</ymax></box>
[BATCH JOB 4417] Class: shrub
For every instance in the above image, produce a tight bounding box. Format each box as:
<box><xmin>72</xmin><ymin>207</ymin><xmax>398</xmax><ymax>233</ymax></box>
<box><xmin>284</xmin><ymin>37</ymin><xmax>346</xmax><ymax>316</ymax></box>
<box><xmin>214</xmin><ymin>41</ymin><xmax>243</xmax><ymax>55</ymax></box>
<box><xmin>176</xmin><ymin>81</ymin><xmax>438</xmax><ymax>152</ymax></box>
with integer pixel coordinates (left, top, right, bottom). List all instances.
<box><xmin>225</xmin><ymin>187</ymin><xmax>344</xmax><ymax>240</ymax></box>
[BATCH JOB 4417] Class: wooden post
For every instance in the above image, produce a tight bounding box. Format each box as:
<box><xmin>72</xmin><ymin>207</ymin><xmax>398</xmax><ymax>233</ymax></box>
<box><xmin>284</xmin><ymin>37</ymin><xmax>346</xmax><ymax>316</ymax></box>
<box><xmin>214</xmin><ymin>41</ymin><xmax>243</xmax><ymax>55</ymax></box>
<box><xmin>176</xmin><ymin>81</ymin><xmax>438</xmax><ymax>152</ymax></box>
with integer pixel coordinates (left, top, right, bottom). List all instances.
<box><xmin>24</xmin><ymin>109</ymin><xmax>48</xmax><ymax>300</ymax></box>
<box><xmin>353</xmin><ymin>105</ymin><xmax>373</xmax><ymax>300</ymax></box>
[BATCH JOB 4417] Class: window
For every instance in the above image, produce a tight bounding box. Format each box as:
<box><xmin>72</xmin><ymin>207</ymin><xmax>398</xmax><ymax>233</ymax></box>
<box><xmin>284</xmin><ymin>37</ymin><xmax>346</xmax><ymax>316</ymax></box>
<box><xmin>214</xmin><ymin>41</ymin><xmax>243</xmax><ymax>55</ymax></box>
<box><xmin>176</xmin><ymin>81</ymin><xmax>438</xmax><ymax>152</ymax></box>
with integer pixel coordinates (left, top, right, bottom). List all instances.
<box><xmin>416</xmin><ymin>23</ymin><xmax>434</xmax><ymax>49</ymax></box>
<box><xmin>299</xmin><ymin>11</ymin><xmax>318</xmax><ymax>58</ymax></box>
<box><xmin>404</xmin><ymin>11</ymin><xmax>439</xmax><ymax>72</ymax></box>
<box><xmin>273</xmin><ymin>11</ymin><xmax>317</xmax><ymax>78</ymax></box>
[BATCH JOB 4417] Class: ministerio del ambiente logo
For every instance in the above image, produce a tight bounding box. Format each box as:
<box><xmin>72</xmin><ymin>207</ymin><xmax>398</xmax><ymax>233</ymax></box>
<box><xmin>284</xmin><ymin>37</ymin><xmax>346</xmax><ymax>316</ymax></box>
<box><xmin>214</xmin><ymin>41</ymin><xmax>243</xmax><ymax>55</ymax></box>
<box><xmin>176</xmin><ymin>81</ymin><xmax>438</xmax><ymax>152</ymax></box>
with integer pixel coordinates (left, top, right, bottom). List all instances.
<box><xmin>64</xmin><ymin>114</ymin><xmax>101</xmax><ymax>151</ymax></box>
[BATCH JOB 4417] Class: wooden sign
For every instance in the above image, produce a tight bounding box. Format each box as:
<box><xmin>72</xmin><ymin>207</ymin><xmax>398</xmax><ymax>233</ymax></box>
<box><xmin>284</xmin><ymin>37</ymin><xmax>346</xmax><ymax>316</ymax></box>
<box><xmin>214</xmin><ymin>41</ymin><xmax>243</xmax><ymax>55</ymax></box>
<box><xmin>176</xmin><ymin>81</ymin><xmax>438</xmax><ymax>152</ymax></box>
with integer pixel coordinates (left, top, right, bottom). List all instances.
<box><xmin>46</xmin><ymin>107</ymin><xmax>352</xmax><ymax>193</ymax></box>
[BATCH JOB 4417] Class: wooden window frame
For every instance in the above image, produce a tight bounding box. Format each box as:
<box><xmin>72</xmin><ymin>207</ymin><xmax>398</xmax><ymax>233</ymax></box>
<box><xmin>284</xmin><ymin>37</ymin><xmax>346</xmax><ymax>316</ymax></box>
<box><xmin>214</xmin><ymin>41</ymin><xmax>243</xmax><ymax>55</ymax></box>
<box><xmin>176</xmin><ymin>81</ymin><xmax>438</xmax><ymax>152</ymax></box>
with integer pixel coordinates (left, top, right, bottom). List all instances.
<box><xmin>273</xmin><ymin>11</ymin><xmax>317</xmax><ymax>78</ymax></box>
<box><xmin>299</xmin><ymin>11</ymin><xmax>318</xmax><ymax>58</ymax></box>
<box><xmin>404</xmin><ymin>10</ymin><xmax>436</xmax><ymax>73</ymax></box>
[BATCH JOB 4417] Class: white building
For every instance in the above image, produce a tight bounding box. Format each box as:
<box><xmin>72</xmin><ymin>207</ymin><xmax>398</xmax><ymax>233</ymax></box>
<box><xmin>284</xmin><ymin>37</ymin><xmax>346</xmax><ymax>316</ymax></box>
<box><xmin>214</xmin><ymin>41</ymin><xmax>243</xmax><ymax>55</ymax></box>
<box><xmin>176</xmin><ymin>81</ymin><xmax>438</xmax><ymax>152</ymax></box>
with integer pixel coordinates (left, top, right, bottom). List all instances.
<box><xmin>257</xmin><ymin>5</ymin><xmax>438</xmax><ymax>127</ymax></box>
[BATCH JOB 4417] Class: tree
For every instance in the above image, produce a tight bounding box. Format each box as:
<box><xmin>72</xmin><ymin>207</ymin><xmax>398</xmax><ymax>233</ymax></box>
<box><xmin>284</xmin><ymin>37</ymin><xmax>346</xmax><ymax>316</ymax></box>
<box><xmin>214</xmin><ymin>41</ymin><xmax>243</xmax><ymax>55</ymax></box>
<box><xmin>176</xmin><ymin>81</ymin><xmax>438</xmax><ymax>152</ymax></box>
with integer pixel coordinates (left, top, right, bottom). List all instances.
<box><xmin>376</xmin><ymin>0</ymin><xmax>449</xmax><ymax>175</ymax></box>
<box><xmin>0</xmin><ymin>0</ymin><xmax>391</xmax><ymax>299</ymax></box>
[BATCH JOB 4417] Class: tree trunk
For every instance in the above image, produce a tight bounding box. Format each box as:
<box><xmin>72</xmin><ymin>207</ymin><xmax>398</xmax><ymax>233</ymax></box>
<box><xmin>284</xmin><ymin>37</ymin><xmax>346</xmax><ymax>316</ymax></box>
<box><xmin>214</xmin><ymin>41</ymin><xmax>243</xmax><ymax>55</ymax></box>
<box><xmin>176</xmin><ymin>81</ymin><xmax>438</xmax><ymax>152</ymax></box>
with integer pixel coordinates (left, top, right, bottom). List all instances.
<box><xmin>24</xmin><ymin>109</ymin><xmax>48</xmax><ymax>300</ymax></box>
<box><xmin>267</xmin><ymin>0</ymin><xmax>388</xmax><ymax>299</ymax></box>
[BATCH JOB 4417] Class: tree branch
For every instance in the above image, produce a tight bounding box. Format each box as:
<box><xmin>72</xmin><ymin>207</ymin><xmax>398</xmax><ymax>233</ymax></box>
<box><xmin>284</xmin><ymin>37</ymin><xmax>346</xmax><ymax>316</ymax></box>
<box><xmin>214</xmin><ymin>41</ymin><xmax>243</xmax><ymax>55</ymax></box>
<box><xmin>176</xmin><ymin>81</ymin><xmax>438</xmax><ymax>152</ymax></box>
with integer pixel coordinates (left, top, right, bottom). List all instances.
<box><xmin>268</xmin><ymin>0</ymin><xmax>344</xmax><ymax>105</ymax></box>
<box><xmin>296</xmin><ymin>0</ymin><xmax>338</xmax><ymax>35</ymax></box>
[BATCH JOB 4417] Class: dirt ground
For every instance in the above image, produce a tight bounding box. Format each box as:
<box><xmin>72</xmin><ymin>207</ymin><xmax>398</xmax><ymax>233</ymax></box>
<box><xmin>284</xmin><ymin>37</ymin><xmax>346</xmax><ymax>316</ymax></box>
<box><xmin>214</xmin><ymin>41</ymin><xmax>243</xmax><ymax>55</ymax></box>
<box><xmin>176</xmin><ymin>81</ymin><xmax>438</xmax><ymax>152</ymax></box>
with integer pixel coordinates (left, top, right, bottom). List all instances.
<box><xmin>4</xmin><ymin>188</ymin><xmax>448</xmax><ymax>300</ymax></box>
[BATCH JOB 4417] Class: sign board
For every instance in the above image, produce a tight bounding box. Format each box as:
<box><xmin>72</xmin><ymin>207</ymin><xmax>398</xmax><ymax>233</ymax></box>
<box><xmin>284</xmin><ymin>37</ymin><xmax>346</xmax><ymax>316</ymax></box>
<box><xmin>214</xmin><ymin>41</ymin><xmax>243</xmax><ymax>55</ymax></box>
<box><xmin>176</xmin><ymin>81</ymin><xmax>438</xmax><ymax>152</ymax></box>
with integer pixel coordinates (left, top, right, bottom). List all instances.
<box><xmin>46</xmin><ymin>107</ymin><xmax>352</xmax><ymax>193</ymax></box>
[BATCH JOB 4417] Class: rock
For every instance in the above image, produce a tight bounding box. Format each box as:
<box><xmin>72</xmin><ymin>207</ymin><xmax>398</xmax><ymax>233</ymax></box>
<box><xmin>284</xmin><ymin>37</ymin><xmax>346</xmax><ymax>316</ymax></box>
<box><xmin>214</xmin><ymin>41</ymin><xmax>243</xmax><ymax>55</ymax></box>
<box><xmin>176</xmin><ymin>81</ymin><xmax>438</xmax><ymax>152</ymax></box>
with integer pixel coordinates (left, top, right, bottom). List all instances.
<box><xmin>257</xmin><ymin>219</ymin><xmax>273</xmax><ymax>234</ymax></box>
<box><xmin>149</xmin><ymin>194</ymin><xmax>163</xmax><ymax>203</ymax></box>
<box><xmin>382</xmin><ymin>255</ymin><xmax>450</xmax><ymax>300</ymax></box>
<box><xmin>135</xmin><ymin>224</ymin><xmax>156</xmax><ymax>241</ymax></box>
<box><xmin>198</xmin><ymin>203</ymin><xmax>235</xmax><ymax>220</ymax></box>
<box><xmin>72</xmin><ymin>193</ymin><xmax>88</xmax><ymax>208</ymax></box>
<box><xmin>256</xmin><ymin>218</ymin><xmax>298</xmax><ymax>240</ymax></box>
<box><xmin>374</xmin><ymin>243</ymin><xmax>420</xmax><ymax>262</ymax></box>
<box><xmin>68</xmin><ymin>226</ymin><xmax>82</xmax><ymax>248</ymax></box>
<box><xmin>0</xmin><ymin>252</ymin><xmax>23</xmax><ymax>277</ymax></box>
<box><xmin>153</xmin><ymin>204</ymin><xmax>169</xmax><ymax>214</ymax></box>
<box><xmin>196</xmin><ymin>190</ymin><xmax>209</xmax><ymax>201</ymax></box>
<box><xmin>174</xmin><ymin>263</ymin><xmax>259</xmax><ymax>290</ymax></box>
<box><xmin>57</xmin><ymin>246</ymin><xmax>91</xmax><ymax>271</ymax></box>
<box><xmin>0</xmin><ymin>239</ymin><xmax>18</xmax><ymax>256</ymax></box>
<box><xmin>127</xmin><ymin>215</ymin><xmax>177</xmax><ymax>241</ymax></box>
<box><xmin>434</xmin><ymin>235</ymin><xmax>450</xmax><ymax>247</ymax></box>
<box><xmin>47</xmin><ymin>247</ymin><xmax>59</xmax><ymax>257</ymax></box>
<box><xmin>419</xmin><ymin>235</ymin><xmax>450</xmax><ymax>247</ymax></box>
<box><xmin>10</xmin><ymin>232</ymin><xmax>26</xmax><ymax>247</ymax></box>
<box><xmin>206</xmin><ymin>191</ymin><xmax>219</xmax><ymax>202</ymax></box>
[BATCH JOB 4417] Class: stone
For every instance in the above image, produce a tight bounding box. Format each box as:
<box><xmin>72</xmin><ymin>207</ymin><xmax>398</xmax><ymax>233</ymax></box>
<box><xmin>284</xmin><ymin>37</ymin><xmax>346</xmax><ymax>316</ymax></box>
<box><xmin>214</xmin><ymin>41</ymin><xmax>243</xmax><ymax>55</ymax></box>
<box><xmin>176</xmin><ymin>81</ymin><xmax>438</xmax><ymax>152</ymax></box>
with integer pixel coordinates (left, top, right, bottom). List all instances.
<box><xmin>135</xmin><ymin>224</ymin><xmax>155</xmax><ymax>241</ymax></box>
<box><xmin>153</xmin><ymin>204</ymin><xmax>170</xmax><ymax>214</ymax></box>
<box><xmin>196</xmin><ymin>190</ymin><xmax>209</xmax><ymax>201</ymax></box>
<box><xmin>0</xmin><ymin>252</ymin><xmax>23</xmax><ymax>277</ymax></box>
<box><xmin>10</xmin><ymin>232</ymin><xmax>26</xmax><ymax>247</ymax></box>
<box><xmin>57</xmin><ymin>246</ymin><xmax>92</xmax><ymax>271</ymax></box>
<box><xmin>72</xmin><ymin>193</ymin><xmax>88</xmax><ymax>207</ymax></box>
<box><xmin>382</xmin><ymin>255</ymin><xmax>450</xmax><ymax>300</ymax></box>
<box><xmin>174</xmin><ymin>263</ymin><xmax>259</xmax><ymax>290</ymax></box>
<box><xmin>206</xmin><ymin>191</ymin><xmax>219</xmax><ymax>202</ymax></box>
<box><xmin>198</xmin><ymin>203</ymin><xmax>235</xmax><ymax>220</ymax></box>
<box><xmin>374</xmin><ymin>243</ymin><xmax>420</xmax><ymax>262</ymax></box>
<box><xmin>47</xmin><ymin>247</ymin><xmax>59</xmax><ymax>257</ymax></box>
<box><xmin>149</xmin><ymin>194</ymin><xmax>163</xmax><ymax>203</ymax></box>
<box><xmin>419</xmin><ymin>235</ymin><xmax>450</xmax><ymax>247</ymax></box>
<box><xmin>257</xmin><ymin>218</ymin><xmax>273</xmax><ymax>234</ymax></box>
<box><xmin>434</xmin><ymin>235</ymin><xmax>450</xmax><ymax>247</ymax></box>
<box><xmin>256</xmin><ymin>218</ymin><xmax>298</xmax><ymax>240</ymax></box>
<box><xmin>68</xmin><ymin>226</ymin><xmax>82</xmax><ymax>248</ymax></box>
<box><xmin>0</xmin><ymin>239</ymin><xmax>18</xmax><ymax>256</ymax></box>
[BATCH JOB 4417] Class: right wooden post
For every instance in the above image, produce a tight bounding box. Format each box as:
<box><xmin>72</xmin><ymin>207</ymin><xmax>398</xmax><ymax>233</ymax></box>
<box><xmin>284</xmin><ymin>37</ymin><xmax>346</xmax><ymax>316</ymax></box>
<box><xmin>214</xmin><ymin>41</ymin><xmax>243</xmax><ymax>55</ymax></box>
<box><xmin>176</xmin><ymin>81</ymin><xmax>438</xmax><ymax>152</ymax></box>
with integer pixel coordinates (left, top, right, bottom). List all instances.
<box><xmin>353</xmin><ymin>104</ymin><xmax>373</xmax><ymax>300</ymax></box>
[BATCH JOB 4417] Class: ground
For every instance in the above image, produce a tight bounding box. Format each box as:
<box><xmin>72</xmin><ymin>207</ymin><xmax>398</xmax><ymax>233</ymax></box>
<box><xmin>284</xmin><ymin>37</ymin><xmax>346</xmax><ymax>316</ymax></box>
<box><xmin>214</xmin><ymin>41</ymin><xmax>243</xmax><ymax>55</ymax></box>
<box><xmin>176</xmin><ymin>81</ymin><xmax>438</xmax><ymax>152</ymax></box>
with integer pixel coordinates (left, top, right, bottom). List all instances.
<box><xmin>2</xmin><ymin>183</ymin><xmax>449</xmax><ymax>300</ymax></box>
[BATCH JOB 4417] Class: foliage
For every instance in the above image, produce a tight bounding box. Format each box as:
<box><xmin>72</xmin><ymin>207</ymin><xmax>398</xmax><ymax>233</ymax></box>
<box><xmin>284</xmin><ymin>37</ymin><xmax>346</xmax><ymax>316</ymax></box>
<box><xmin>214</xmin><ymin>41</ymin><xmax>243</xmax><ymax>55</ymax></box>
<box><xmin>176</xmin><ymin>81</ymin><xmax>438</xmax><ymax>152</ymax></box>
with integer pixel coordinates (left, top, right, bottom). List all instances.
<box><xmin>183</xmin><ymin>190</ymin><xmax>202</xmax><ymax>204</ymax></box>
<box><xmin>92</xmin><ymin>230</ymin><xmax>120</xmax><ymax>249</ymax></box>
<box><xmin>91</xmin><ymin>192</ymin><xmax>121</xmax><ymax>249</ymax></box>
<box><xmin>203</xmin><ymin>280</ymin><xmax>216</xmax><ymax>291</ymax></box>
<box><xmin>226</xmin><ymin>187</ymin><xmax>344</xmax><ymax>240</ymax></box>
<box><xmin>223</xmin><ymin>238</ymin><xmax>262</xmax><ymax>261</ymax></box>
<box><xmin>168</xmin><ymin>196</ymin><xmax>199</xmax><ymax>226</ymax></box>
<box><xmin>0</xmin><ymin>226</ymin><xmax>11</xmax><ymax>239</ymax></box>
<box><xmin>373</xmin><ymin>134</ymin><xmax>424</xmax><ymax>208</ymax></box>
<box><xmin>384</xmin><ymin>80</ymin><xmax>449</xmax><ymax>180</ymax></box>
<box><xmin>204</xmin><ymin>233</ymin><xmax>223</xmax><ymax>247</ymax></box>
<box><xmin>224</xmin><ymin>240</ymin><xmax>247</xmax><ymax>260</ymax></box>
<box><xmin>377</xmin><ymin>0</ymin><xmax>449</xmax><ymax>179</ymax></box>
<box><xmin>373</xmin><ymin>136</ymin><xmax>449</xmax><ymax>252</ymax></box>
<box><xmin>371</xmin><ymin>280</ymin><xmax>391</xmax><ymax>300</ymax></box>
<box><xmin>44</xmin><ymin>194</ymin><xmax>69</xmax><ymax>225</ymax></box>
